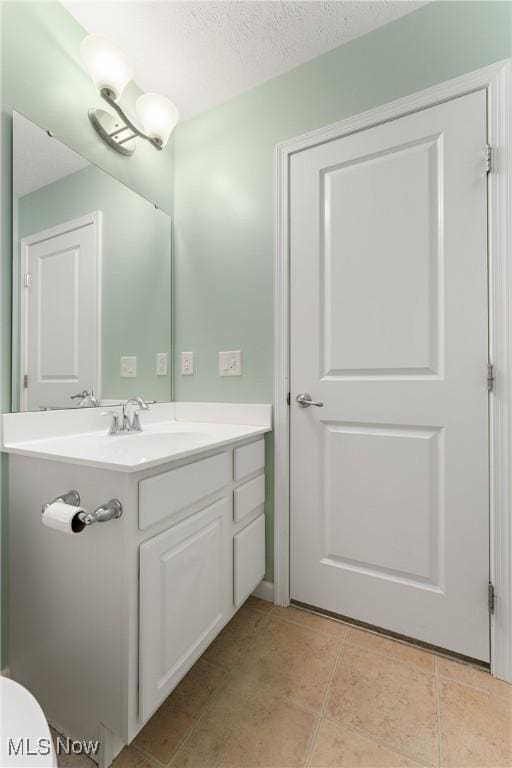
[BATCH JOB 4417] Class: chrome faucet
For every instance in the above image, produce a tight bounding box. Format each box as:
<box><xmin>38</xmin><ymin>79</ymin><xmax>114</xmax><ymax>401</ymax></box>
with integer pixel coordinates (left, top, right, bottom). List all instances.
<box><xmin>122</xmin><ymin>396</ymin><xmax>150</xmax><ymax>432</ymax></box>
<box><xmin>102</xmin><ymin>397</ymin><xmax>151</xmax><ymax>435</ymax></box>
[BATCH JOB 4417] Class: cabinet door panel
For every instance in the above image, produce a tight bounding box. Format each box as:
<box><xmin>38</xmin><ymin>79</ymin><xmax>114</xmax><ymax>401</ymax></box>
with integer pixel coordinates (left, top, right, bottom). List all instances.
<box><xmin>139</xmin><ymin>452</ymin><xmax>230</xmax><ymax>530</ymax></box>
<box><xmin>234</xmin><ymin>514</ymin><xmax>266</xmax><ymax>607</ymax></box>
<box><xmin>139</xmin><ymin>497</ymin><xmax>231</xmax><ymax>722</ymax></box>
<box><xmin>233</xmin><ymin>474</ymin><xmax>265</xmax><ymax>523</ymax></box>
<box><xmin>233</xmin><ymin>439</ymin><xmax>265</xmax><ymax>481</ymax></box>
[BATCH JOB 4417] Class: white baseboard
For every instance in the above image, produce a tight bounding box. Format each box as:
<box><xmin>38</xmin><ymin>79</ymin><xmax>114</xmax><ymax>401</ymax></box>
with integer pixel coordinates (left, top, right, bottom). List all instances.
<box><xmin>252</xmin><ymin>579</ymin><xmax>274</xmax><ymax>603</ymax></box>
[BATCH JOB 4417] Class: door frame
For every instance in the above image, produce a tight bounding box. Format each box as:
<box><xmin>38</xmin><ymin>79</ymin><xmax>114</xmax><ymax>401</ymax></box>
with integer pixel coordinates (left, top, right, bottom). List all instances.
<box><xmin>274</xmin><ymin>60</ymin><xmax>512</xmax><ymax>681</ymax></box>
<box><xmin>19</xmin><ymin>211</ymin><xmax>102</xmax><ymax>411</ymax></box>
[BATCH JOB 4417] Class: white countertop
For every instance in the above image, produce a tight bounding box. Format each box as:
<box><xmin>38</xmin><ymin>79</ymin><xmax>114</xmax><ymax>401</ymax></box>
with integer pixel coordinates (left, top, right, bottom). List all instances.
<box><xmin>1</xmin><ymin>402</ymin><xmax>272</xmax><ymax>472</ymax></box>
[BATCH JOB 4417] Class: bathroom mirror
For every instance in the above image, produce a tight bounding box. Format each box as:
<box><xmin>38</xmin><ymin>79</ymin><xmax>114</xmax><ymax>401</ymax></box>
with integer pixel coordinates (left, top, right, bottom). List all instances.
<box><xmin>11</xmin><ymin>111</ymin><xmax>172</xmax><ymax>412</ymax></box>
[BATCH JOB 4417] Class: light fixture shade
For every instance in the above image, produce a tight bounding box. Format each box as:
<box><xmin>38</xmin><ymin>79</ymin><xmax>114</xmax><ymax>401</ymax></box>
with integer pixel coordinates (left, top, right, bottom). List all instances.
<box><xmin>136</xmin><ymin>93</ymin><xmax>179</xmax><ymax>146</ymax></box>
<box><xmin>80</xmin><ymin>33</ymin><xmax>133</xmax><ymax>101</ymax></box>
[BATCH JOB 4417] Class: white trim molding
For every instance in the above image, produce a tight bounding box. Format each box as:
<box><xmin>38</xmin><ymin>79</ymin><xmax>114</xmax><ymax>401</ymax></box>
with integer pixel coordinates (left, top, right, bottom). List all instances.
<box><xmin>274</xmin><ymin>60</ymin><xmax>512</xmax><ymax>681</ymax></box>
<box><xmin>252</xmin><ymin>579</ymin><xmax>275</xmax><ymax>604</ymax></box>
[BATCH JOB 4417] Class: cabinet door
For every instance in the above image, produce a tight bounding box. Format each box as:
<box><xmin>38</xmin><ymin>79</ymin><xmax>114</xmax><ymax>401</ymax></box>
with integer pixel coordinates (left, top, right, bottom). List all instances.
<box><xmin>139</xmin><ymin>497</ymin><xmax>231</xmax><ymax>722</ymax></box>
<box><xmin>233</xmin><ymin>513</ymin><xmax>266</xmax><ymax>607</ymax></box>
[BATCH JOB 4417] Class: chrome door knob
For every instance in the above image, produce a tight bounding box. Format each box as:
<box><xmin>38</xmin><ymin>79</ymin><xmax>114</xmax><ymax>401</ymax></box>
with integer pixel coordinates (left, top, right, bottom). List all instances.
<box><xmin>296</xmin><ymin>392</ymin><xmax>324</xmax><ymax>408</ymax></box>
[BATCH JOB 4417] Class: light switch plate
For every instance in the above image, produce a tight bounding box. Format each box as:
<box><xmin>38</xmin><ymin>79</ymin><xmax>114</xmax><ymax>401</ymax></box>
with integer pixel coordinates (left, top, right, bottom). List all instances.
<box><xmin>181</xmin><ymin>351</ymin><xmax>194</xmax><ymax>375</ymax></box>
<box><xmin>156</xmin><ymin>352</ymin><xmax>168</xmax><ymax>376</ymax></box>
<box><xmin>219</xmin><ymin>350</ymin><xmax>242</xmax><ymax>377</ymax></box>
<box><xmin>120</xmin><ymin>356</ymin><xmax>137</xmax><ymax>378</ymax></box>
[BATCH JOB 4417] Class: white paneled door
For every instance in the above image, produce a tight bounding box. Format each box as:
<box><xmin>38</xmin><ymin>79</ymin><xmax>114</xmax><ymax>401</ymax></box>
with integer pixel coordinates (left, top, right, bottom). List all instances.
<box><xmin>21</xmin><ymin>215</ymin><xmax>99</xmax><ymax>411</ymax></box>
<box><xmin>290</xmin><ymin>90</ymin><xmax>490</xmax><ymax>660</ymax></box>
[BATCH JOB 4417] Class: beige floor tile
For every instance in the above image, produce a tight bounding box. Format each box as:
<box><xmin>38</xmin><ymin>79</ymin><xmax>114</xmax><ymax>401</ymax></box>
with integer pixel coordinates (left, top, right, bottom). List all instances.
<box><xmin>202</xmin><ymin>604</ymin><xmax>269</xmax><ymax>669</ymax></box>
<box><xmin>271</xmin><ymin>606</ymin><xmax>348</xmax><ymax>639</ymax></box>
<box><xmin>171</xmin><ymin>675</ymin><xmax>316</xmax><ymax>768</ymax></box>
<box><xmin>439</xmin><ymin>678</ymin><xmax>512</xmax><ymax>768</ymax></box>
<box><xmin>310</xmin><ymin>719</ymin><xmax>422</xmax><ymax>767</ymax></box>
<box><xmin>346</xmin><ymin>627</ymin><xmax>435</xmax><ymax>673</ymax></box>
<box><xmin>134</xmin><ymin>659</ymin><xmax>226</xmax><ymax>763</ymax></box>
<box><xmin>326</xmin><ymin>645</ymin><xmax>439</xmax><ymax>766</ymax></box>
<box><xmin>112</xmin><ymin>746</ymin><xmax>155</xmax><ymax>768</ymax></box>
<box><xmin>236</xmin><ymin>616</ymin><xmax>341</xmax><ymax>711</ymax></box>
<box><xmin>438</xmin><ymin>657</ymin><xmax>512</xmax><ymax>701</ymax></box>
<box><xmin>244</xmin><ymin>596</ymin><xmax>273</xmax><ymax>614</ymax></box>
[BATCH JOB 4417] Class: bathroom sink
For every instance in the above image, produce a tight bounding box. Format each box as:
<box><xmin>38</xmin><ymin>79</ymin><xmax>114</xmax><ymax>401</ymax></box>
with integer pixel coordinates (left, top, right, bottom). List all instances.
<box><xmin>2</xmin><ymin>416</ymin><xmax>268</xmax><ymax>472</ymax></box>
<box><xmin>95</xmin><ymin>430</ymin><xmax>212</xmax><ymax>462</ymax></box>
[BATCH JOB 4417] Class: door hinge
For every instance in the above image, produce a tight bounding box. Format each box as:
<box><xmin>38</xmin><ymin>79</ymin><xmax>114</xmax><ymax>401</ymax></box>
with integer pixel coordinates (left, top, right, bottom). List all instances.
<box><xmin>23</xmin><ymin>374</ymin><xmax>28</xmax><ymax>389</ymax></box>
<box><xmin>486</xmin><ymin>144</ymin><xmax>493</xmax><ymax>174</ymax></box>
<box><xmin>23</xmin><ymin>272</ymin><xmax>31</xmax><ymax>288</ymax></box>
<box><xmin>286</xmin><ymin>391</ymin><xmax>291</xmax><ymax>406</ymax></box>
<box><xmin>488</xmin><ymin>363</ymin><xmax>495</xmax><ymax>392</ymax></box>
<box><xmin>488</xmin><ymin>582</ymin><xmax>496</xmax><ymax>614</ymax></box>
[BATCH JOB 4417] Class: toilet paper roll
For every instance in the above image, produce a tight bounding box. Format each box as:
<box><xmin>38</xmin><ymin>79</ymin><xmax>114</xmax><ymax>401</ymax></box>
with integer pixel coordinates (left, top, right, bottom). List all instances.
<box><xmin>42</xmin><ymin>501</ymin><xmax>86</xmax><ymax>534</ymax></box>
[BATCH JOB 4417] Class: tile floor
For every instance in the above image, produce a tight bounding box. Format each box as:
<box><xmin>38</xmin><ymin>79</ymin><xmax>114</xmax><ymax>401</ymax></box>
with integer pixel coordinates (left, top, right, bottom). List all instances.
<box><xmin>60</xmin><ymin>598</ymin><xmax>512</xmax><ymax>767</ymax></box>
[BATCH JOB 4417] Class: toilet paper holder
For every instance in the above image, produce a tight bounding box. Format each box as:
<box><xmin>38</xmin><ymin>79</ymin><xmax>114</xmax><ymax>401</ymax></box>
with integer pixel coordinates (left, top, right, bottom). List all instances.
<box><xmin>42</xmin><ymin>490</ymin><xmax>123</xmax><ymax>526</ymax></box>
<box><xmin>42</xmin><ymin>490</ymin><xmax>81</xmax><ymax>514</ymax></box>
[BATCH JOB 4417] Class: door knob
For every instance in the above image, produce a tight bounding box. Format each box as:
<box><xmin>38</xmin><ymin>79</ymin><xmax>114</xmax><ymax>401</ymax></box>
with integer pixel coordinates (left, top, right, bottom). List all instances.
<box><xmin>296</xmin><ymin>392</ymin><xmax>324</xmax><ymax>408</ymax></box>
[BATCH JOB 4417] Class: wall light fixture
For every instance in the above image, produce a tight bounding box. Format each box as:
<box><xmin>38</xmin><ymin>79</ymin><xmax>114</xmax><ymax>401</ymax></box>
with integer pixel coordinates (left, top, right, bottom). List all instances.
<box><xmin>81</xmin><ymin>33</ymin><xmax>179</xmax><ymax>156</ymax></box>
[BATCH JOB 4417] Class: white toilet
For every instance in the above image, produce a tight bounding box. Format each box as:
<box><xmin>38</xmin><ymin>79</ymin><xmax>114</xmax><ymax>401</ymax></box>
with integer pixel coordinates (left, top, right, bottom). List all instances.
<box><xmin>0</xmin><ymin>676</ymin><xmax>57</xmax><ymax>767</ymax></box>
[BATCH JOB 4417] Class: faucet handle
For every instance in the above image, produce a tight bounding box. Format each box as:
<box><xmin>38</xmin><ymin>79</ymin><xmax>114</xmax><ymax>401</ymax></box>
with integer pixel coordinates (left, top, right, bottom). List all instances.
<box><xmin>101</xmin><ymin>410</ymin><xmax>121</xmax><ymax>435</ymax></box>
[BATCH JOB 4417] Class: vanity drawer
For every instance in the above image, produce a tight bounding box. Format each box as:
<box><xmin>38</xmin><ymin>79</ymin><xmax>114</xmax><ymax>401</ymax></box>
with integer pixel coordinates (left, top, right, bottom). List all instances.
<box><xmin>233</xmin><ymin>513</ymin><xmax>265</xmax><ymax>607</ymax></box>
<box><xmin>233</xmin><ymin>439</ymin><xmax>265</xmax><ymax>481</ymax></box>
<box><xmin>233</xmin><ymin>474</ymin><xmax>265</xmax><ymax>523</ymax></box>
<box><xmin>139</xmin><ymin>452</ymin><xmax>231</xmax><ymax>530</ymax></box>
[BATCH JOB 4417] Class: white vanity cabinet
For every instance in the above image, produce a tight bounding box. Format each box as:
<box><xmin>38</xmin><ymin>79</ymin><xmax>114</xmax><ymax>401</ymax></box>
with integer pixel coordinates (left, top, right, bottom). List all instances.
<box><xmin>7</xmin><ymin>430</ymin><xmax>267</xmax><ymax>767</ymax></box>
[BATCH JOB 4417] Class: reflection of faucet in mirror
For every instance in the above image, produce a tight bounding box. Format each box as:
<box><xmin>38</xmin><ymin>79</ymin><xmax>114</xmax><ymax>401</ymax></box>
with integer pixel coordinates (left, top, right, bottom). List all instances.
<box><xmin>70</xmin><ymin>390</ymin><xmax>100</xmax><ymax>408</ymax></box>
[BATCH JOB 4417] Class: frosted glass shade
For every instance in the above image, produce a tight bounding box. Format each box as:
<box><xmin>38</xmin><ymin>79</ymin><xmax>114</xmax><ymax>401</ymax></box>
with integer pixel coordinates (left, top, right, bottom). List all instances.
<box><xmin>136</xmin><ymin>93</ymin><xmax>179</xmax><ymax>146</ymax></box>
<box><xmin>81</xmin><ymin>34</ymin><xmax>133</xmax><ymax>101</ymax></box>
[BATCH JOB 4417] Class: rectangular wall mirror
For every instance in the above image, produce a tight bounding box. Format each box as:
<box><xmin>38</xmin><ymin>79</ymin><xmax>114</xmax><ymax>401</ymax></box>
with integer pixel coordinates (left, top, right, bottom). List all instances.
<box><xmin>12</xmin><ymin>111</ymin><xmax>172</xmax><ymax>412</ymax></box>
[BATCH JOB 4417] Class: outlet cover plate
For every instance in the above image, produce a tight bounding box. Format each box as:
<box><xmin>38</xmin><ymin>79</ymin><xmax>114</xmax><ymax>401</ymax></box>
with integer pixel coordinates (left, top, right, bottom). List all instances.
<box><xmin>181</xmin><ymin>351</ymin><xmax>194</xmax><ymax>375</ymax></box>
<box><xmin>121</xmin><ymin>356</ymin><xmax>137</xmax><ymax>378</ymax></box>
<box><xmin>156</xmin><ymin>352</ymin><xmax>168</xmax><ymax>376</ymax></box>
<box><xmin>219</xmin><ymin>350</ymin><xmax>242</xmax><ymax>376</ymax></box>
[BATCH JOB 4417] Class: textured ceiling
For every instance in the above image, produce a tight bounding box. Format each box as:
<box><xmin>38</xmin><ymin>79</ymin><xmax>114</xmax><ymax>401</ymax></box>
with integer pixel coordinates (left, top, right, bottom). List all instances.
<box><xmin>64</xmin><ymin>1</ymin><xmax>424</xmax><ymax>120</ymax></box>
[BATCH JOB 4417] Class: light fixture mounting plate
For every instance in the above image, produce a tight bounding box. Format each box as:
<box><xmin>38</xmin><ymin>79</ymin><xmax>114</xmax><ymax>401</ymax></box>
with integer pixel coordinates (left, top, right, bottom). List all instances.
<box><xmin>88</xmin><ymin>108</ymin><xmax>136</xmax><ymax>156</ymax></box>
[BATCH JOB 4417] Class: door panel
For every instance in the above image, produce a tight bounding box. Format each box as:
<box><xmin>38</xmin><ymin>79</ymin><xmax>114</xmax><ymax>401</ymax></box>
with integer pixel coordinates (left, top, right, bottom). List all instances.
<box><xmin>322</xmin><ymin>136</ymin><xmax>440</xmax><ymax>377</ymax></box>
<box><xmin>290</xmin><ymin>90</ymin><xmax>489</xmax><ymax>660</ymax></box>
<box><xmin>322</xmin><ymin>422</ymin><xmax>442</xmax><ymax>586</ymax></box>
<box><xmin>23</xmin><ymin>219</ymin><xmax>98</xmax><ymax>410</ymax></box>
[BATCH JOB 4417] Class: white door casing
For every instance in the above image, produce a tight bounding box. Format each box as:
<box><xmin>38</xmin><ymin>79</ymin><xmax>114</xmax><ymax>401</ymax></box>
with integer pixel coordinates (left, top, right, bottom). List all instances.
<box><xmin>289</xmin><ymin>89</ymin><xmax>489</xmax><ymax>661</ymax></box>
<box><xmin>20</xmin><ymin>213</ymin><xmax>101</xmax><ymax>411</ymax></box>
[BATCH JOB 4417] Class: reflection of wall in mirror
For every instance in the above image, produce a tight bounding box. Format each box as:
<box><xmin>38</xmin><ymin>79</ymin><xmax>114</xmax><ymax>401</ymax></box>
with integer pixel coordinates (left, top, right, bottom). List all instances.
<box><xmin>16</xmin><ymin>164</ymin><xmax>172</xmax><ymax>407</ymax></box>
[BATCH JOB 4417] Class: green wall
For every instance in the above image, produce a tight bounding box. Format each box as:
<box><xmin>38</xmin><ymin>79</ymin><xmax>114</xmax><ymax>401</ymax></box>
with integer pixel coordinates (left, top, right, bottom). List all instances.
<box><xmin>16</xmin><ymin>164</ymin><xmax>172</xmax><ymax>405</ymax></box>
<box><xmin>173</xmin><ymin>0</ymin><xmax>511</xmax><ymax>580</ymax></box>
<box><xmin>0</xmin><ymin>1</ymin><xmax>175</xmax><ymax>668</ymax></box>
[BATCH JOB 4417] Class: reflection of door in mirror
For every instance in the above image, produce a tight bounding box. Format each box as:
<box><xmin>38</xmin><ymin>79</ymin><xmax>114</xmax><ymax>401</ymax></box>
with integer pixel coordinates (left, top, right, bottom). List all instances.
<box><xmin>20</xmin><ymin>213</ymin><xmax>100</xmax><ymax>411</ymax></box>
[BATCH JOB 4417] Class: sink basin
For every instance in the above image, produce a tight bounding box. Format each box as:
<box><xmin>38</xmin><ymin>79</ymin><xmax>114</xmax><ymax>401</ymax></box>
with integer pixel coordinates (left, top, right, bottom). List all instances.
<box><xmin>96</xmin><ymin>431</ymin><xmax>212</xmax><ymax>463</ymax></box>
<box><xmin>4</xmin><ymin>418</ymin><xmax>268</xmax><ymax>472</ymax></box>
